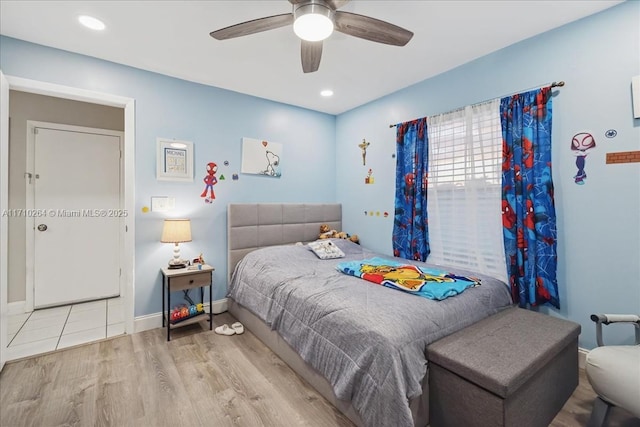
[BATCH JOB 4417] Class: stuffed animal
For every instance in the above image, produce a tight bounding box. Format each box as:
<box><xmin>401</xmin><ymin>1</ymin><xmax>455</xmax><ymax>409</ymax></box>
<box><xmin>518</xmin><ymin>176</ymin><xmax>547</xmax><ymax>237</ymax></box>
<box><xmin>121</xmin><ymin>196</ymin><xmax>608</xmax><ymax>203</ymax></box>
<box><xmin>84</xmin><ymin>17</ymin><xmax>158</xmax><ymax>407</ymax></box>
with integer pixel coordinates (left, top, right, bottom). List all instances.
<box><xmin>180</xmin><ymin>306</ymin><xmax>189</xmax><ymax>318</ymax></box>
<box><xmin>319</xmin><ymin>224</ymin><xmax>338</xmax><ymax>239</ymax></box>
<box><xmin>318</xmin><ymin>224</ymin><xmax>360</xmax><ymax>244</ymax></box>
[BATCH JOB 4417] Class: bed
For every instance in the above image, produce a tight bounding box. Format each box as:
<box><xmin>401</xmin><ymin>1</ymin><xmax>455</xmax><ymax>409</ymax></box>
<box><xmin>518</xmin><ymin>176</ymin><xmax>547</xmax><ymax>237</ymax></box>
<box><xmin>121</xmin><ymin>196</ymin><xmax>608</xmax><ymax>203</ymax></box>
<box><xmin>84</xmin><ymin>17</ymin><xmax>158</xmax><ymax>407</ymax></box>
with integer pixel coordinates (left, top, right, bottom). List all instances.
<box><xmin>227</xmin><ymin>203</ymin><xmax>513</xmax><ymax>427</ymax></box>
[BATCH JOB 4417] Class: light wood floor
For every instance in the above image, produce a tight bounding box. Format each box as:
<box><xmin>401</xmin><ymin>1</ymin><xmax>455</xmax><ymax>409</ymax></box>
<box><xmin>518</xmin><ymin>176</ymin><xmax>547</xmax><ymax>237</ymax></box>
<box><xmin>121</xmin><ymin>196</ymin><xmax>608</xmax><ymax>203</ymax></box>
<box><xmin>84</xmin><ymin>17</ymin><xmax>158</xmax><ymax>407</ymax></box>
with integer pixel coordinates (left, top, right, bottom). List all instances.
<box><xmin>1</xmin><ymin>312</ymin><xmax>638</xmax><ymax>427</ymax></box>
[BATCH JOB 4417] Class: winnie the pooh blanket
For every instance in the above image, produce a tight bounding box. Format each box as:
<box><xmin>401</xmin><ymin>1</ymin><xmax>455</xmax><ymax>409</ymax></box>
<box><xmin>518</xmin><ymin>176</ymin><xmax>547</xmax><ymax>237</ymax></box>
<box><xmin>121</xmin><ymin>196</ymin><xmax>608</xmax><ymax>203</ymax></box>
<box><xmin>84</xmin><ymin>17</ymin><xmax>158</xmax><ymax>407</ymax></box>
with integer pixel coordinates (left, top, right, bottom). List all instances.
<box><xmin>336</xmin><ymin>257</ymin><xmax>480</xmax><ymax>300</ymax></box>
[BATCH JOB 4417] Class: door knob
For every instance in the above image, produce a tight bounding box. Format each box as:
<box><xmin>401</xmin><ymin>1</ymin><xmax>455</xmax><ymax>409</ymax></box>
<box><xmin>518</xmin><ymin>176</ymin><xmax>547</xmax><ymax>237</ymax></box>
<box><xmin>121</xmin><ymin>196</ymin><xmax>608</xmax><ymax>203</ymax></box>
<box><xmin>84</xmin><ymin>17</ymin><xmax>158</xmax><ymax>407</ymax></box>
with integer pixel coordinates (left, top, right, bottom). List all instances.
<box><xmin>37</xmin><ymin>224</ymin><xmax>48</xmax><ymax>231</ymax></box>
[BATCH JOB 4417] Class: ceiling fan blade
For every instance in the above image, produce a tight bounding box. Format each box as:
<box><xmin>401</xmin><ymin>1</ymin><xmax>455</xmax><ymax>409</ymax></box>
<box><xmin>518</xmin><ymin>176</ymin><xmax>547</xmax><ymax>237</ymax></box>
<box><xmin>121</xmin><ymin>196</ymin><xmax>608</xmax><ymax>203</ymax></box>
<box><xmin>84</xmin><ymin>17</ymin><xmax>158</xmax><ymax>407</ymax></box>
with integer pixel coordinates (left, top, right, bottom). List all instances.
<box><xmin>334</xmin><ymin>11</ymin><xmax>413</xmax><ymax>46</ymax></box>
<box><xmin>301</xmin><ymin>40</ymin><xmax>323</xmax><ymax>73</ymax></box>
<box><xmin>210</xmin><ymin>14</ymin><xmax>294</xmax><ymax>40</ymax></box>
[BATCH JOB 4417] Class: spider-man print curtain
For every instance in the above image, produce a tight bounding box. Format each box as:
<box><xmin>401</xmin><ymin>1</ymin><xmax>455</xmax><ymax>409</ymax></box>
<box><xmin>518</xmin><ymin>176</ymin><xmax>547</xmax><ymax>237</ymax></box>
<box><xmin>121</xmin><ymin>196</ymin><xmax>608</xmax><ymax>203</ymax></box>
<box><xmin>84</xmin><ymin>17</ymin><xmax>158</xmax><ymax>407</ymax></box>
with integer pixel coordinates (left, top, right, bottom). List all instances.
<box><xmin>500</xmin><ymin>87</ymin><xmax>559</xmax><ymax>308</ymax></box>
<box><xmin>392</xmin><ymin>118</ymin><xmax>430</xmax><ymax>261</ymax></box>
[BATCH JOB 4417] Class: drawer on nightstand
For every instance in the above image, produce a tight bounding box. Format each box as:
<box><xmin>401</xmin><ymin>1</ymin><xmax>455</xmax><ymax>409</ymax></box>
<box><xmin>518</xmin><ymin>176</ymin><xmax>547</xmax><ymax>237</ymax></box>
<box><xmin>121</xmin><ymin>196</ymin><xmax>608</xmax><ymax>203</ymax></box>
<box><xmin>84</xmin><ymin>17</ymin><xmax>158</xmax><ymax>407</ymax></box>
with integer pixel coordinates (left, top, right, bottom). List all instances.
<box><xmin>170</xmin><ymin>272</ymin><xmax>210</xmax><ymax>291</ymax></box>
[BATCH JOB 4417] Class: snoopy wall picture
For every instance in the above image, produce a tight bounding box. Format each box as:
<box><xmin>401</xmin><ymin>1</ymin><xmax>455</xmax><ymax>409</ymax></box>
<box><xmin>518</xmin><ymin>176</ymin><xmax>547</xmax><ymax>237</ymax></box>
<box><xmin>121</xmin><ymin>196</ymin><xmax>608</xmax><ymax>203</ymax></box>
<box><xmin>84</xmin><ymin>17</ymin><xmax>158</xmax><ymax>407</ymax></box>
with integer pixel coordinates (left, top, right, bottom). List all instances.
<box><xmin>241</xmin><ymin>137</ymin><xmax>283</xmax><ymax>178</ymax></box>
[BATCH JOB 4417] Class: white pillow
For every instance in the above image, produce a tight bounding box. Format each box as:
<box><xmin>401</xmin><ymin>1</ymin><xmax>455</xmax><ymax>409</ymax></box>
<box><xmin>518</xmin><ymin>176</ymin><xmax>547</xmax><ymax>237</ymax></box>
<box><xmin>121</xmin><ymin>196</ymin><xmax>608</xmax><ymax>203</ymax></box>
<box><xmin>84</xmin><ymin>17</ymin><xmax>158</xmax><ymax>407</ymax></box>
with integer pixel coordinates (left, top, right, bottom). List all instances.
<box><xmin>308</xmin><ymin>240</ymin><xmax>345</xmax><ymax>260</ymax></box>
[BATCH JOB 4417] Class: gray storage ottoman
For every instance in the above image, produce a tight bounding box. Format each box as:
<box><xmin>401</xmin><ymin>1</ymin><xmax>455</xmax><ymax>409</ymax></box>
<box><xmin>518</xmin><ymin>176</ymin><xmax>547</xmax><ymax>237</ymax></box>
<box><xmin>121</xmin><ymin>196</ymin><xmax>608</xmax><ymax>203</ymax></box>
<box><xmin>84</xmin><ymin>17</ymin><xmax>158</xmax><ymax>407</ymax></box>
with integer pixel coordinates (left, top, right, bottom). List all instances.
<box><xmin>426</xmin><ymin>307</ymin><xmax>581</xmax><ymax>427</ymax></box>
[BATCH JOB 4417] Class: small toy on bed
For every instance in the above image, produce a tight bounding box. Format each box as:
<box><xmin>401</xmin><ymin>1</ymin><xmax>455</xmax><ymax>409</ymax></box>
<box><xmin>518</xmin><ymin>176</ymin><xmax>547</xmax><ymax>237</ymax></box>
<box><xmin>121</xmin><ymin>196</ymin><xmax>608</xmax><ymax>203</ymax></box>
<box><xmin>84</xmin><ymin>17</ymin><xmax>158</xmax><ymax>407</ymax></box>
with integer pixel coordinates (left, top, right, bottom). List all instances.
<box><xmin>318</xmin><ymin>224</ymin><xmax>337</xmax><ymax>239</ymax></box>
<box><xmin>318</xmin><ymin>224</ymin><xmax>360</xmax><ymax>244</ymax></box>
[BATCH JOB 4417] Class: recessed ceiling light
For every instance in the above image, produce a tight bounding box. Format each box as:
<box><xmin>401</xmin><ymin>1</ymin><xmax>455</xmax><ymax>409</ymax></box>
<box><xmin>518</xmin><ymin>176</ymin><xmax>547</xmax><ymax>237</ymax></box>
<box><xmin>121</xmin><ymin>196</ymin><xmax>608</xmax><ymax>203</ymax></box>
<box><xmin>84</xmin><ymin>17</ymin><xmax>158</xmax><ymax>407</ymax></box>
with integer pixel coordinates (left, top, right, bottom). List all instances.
<box><xmin>320</xmin><ymin>89</ymin><xmax>334</xmax><ymax>97</ymax></box>
<box><xmin>78</xmin><ymin>15</ymin><xmax>106</xmax><ymax>31</ymax></box>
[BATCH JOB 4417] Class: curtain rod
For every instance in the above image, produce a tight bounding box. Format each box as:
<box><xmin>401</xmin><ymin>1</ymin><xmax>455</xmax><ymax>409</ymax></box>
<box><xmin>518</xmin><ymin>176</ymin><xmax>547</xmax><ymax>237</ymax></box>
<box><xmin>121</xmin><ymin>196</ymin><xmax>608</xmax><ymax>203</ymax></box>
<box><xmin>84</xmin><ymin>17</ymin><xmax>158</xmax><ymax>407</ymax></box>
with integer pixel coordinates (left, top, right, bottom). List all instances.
<box><xmin>389</xmin><ymin>81</ymin><xmax>565</xmax><ymax>128</ymax></box>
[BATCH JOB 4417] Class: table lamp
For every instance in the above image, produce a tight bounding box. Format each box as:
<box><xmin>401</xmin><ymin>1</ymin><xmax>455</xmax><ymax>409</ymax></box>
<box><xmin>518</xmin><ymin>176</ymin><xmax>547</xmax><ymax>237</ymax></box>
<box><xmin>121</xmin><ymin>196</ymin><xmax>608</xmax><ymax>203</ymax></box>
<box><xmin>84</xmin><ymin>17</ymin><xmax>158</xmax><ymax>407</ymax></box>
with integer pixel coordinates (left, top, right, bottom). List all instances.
<box><xmin>161</xmin><ymin>218</ymin><xmax>192</xmax><ymax>269</ymax></box>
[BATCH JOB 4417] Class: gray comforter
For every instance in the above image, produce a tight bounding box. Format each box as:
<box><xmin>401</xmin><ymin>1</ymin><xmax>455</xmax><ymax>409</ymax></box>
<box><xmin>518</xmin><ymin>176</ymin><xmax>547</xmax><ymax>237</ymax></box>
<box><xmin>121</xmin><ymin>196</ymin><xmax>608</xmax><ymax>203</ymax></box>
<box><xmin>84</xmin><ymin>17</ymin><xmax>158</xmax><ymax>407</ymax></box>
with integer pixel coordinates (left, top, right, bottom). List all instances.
<box><xmin>228</xmin><ymin>239</ymin><xmax>512</xmax><ymax>427</ymax></box>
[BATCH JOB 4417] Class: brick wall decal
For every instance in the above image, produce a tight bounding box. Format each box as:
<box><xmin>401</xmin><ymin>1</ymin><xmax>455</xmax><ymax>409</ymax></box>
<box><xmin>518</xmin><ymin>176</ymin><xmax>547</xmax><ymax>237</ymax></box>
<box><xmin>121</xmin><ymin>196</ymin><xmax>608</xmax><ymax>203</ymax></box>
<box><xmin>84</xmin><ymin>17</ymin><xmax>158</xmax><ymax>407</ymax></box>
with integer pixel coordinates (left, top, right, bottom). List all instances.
<box><xmin>606</xmin><ymin>151</ymin><xmax>640</xmax><ymax>164</ymax></box>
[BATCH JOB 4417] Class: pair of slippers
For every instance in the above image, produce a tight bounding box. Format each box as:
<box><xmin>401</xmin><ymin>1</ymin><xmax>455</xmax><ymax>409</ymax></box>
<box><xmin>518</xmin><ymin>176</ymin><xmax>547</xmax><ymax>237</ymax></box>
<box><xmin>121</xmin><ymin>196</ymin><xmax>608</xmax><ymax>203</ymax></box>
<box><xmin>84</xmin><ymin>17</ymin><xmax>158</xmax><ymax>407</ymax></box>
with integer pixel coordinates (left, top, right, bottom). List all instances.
<box><xmin>214</xmin><ymin>322</ymin><xmax>244</xmax><ymax>336</ymax></box>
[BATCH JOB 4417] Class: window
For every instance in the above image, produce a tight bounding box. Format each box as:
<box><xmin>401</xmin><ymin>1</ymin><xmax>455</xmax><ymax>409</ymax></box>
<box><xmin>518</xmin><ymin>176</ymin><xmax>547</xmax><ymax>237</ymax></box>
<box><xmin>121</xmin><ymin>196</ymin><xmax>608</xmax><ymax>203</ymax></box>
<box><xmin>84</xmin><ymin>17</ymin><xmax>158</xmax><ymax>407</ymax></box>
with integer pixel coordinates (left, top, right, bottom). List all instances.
<box><xmin>426</xmin><ymin>99</ymin><xmax>507</xmax><ymax>282</ymax></box>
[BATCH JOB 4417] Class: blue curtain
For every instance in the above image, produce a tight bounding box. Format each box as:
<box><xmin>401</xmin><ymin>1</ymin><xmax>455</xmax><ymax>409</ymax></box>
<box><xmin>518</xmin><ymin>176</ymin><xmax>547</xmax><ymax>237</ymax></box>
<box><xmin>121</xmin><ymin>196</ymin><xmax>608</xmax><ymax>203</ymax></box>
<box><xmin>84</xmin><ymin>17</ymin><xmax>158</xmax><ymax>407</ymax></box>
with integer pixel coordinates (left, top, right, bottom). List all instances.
<box><xmin>500</xmin><ymin>87</ymin><xmax>559</xmax><ymax>308</ymax></box>
<box><xmin>393</xmin><ymin>118</ymin><xmax>430</xmax><ymax>261</ymax></box>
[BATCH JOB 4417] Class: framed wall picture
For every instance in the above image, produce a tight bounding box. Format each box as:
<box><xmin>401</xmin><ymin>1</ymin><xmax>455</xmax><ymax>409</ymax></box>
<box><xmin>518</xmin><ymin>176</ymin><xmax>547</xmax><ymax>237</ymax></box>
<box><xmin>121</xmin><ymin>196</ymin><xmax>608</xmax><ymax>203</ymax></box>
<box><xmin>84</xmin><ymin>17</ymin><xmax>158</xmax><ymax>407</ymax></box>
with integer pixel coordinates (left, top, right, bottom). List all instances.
<box><xmin>241</xmin><ymin>137</ymin><xmax>282</xmax><ymax>178</ymax></box>
<box><xmin>632</xmin><ymin>75</ymin><xmax>640</xmax><ymax>119</ymax></box>
<box><xmin>157</xmin><ymin>138</ymin><xmax>194</xmax><ymax>182</ymax></box>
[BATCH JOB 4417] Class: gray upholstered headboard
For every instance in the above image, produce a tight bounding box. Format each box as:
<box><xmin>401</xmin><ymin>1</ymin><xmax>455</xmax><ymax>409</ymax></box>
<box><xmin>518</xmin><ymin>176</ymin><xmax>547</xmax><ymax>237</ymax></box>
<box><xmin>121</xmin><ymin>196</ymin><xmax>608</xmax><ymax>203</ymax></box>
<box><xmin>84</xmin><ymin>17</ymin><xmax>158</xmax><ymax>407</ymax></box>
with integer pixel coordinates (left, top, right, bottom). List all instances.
<box><xmin>227</xmin><ymin>203</ymin><xmax>342</xmax><ymax>279</ymax></box>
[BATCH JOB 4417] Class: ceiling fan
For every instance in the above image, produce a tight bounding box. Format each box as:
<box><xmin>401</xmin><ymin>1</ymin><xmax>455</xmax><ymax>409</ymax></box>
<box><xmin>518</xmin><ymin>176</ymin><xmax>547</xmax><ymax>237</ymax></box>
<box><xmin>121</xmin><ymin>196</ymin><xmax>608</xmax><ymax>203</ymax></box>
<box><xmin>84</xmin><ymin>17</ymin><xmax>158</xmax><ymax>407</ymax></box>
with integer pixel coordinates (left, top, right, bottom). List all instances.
<box><xmin>209</xmin><ymin>0</ymin><xmax>413</xmax><ymax>73</ymax></box>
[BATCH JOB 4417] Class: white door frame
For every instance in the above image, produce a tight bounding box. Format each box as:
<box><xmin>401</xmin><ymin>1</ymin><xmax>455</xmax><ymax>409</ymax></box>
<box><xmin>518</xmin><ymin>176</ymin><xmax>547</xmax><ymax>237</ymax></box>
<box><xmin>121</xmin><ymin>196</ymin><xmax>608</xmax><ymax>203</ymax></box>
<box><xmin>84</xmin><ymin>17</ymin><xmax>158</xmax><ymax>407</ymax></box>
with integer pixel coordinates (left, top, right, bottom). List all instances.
<box><xmin>5</xmin><ymin>75</ymin><xmax>136</xmax><ymax>336</ymax></box>
<box><xmin>1</xmin><ymin>71</ymin><xmax>10</xmax><ymax>371</ymax></box>
<box><xmin>26</xmin><ymin>121</ymin><xmax>125</xmax><ymax>309</ymax></box>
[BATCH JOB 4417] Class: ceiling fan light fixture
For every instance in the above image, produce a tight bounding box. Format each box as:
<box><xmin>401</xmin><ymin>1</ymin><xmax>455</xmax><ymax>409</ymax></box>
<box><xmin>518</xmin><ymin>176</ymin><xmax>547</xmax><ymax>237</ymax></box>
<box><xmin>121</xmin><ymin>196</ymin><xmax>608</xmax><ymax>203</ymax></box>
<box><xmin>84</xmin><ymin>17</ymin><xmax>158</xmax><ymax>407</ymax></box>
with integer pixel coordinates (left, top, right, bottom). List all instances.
<box><xmin>293</xmin><ymin>2</ymin><xmax>334</xmax><ymax>42</ymax></box>
<box><xmin>208</xmin><ymin>0</ymin><xmax>414</xmax><ymax>74</ymax></box>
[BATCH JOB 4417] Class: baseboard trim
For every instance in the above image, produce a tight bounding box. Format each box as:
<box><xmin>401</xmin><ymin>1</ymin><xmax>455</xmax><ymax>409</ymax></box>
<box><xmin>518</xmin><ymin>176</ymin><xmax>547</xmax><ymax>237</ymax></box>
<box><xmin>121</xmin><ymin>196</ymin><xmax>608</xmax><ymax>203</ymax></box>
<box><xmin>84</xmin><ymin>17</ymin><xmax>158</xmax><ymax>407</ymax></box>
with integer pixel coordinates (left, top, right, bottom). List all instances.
<box><xmin>134</xmin><ymin>298</ymin><xmax>228</xmax><ymax>333</ymax></box>
<box><xmin>579</xmin><ymin>347</ymin><xmax>589</xmax><ymax>369</ymax></box>
<box><xmin>7</xmin><ymin>301</ymin><xmax>26</xmax><ymax>315</ymax></box>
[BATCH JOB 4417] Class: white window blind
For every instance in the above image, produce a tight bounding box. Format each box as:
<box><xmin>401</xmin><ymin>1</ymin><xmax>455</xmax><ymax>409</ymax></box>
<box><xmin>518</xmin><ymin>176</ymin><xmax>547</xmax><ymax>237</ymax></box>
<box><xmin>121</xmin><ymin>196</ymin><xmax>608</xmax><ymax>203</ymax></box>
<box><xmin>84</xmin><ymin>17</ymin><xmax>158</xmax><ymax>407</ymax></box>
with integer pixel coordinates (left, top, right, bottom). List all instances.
<box><xmin>426</xmin><ymin>99</ymin><xmax>507</xmax><ymax>282</ymax></box>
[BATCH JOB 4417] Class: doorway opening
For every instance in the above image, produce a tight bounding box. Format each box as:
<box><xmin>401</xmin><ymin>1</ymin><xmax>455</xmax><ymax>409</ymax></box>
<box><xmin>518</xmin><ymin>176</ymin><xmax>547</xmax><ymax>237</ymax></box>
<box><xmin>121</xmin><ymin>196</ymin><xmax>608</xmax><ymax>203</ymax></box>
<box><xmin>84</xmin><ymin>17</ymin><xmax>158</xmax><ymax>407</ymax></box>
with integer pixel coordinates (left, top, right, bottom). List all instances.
<box><xmin>3</xmin><ymin>76</ymin><xmax>135</xmax><ymax>361</ymax></box>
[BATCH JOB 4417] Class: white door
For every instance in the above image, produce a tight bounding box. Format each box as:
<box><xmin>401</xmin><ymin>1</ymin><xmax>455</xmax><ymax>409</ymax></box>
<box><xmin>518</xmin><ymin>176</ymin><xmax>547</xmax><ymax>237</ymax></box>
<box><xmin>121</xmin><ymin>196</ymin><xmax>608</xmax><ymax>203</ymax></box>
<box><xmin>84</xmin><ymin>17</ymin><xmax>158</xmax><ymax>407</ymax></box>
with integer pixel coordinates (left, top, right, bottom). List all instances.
<box><xmin>0</xmin><ymin>71</ymin><xmax>9</xmax><ymax>371</ymax></box>
<box><xmin>33</xmin><ymin>127</ymin><xmax>121</xmax><ymax>308</ymax></box>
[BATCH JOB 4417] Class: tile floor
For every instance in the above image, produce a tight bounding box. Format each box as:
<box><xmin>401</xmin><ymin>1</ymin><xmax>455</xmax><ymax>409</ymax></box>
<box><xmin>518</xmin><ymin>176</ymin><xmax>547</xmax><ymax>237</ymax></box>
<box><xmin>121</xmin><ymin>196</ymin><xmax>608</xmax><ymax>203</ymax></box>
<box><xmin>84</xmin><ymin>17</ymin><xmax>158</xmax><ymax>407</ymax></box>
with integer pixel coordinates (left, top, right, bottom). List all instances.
<box><xmin>7</xmin><ymin>297</ymin><xmax>125</xmax><ymax>360</ymax></box>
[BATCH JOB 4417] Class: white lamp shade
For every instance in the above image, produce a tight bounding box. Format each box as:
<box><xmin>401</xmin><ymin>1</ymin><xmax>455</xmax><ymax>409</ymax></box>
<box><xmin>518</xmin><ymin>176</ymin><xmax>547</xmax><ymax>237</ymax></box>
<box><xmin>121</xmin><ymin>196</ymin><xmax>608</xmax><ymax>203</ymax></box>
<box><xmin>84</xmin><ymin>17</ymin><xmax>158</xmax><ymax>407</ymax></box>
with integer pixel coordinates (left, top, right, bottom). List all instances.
<box><xmin>161</xmin><ymin>219</ymin><xmax>192</xmax><ymax>243</ymax></box>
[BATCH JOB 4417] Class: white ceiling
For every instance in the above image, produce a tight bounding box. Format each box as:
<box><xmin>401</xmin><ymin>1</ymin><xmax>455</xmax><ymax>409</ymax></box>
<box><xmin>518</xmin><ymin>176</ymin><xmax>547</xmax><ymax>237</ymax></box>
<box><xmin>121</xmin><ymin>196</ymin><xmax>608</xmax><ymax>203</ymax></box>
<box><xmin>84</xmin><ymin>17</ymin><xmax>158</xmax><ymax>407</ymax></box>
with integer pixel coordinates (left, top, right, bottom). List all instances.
<box><xmin>0</xmin><ymin>1</ymin><xmax>622</xmax><ymax>115</ymax></box>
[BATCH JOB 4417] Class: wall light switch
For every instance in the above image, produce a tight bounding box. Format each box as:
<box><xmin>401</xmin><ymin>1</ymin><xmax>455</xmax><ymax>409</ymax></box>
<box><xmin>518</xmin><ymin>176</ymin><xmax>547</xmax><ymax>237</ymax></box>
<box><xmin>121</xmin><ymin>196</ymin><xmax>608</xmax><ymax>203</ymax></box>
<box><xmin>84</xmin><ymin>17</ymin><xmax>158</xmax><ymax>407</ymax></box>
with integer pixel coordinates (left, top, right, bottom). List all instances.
<box><xmin>151</xmin><ymin>196</ymin><xmax>175</xmax><ymax>212</ymax></box>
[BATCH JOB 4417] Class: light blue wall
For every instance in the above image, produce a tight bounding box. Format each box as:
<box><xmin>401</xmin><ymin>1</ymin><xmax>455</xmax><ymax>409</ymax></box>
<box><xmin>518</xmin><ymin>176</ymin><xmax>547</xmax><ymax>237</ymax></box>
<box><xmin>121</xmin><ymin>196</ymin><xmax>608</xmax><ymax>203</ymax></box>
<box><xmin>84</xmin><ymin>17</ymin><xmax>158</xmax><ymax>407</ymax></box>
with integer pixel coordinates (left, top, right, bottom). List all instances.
<box><xmin>336</xmin><ymin>1</ymin><xmax>640</xmax><ymax>350</ymax></box>
<box><xmin>2</xmin><ymin>1</ymin><xmax>638</xmax><ymax>349</ymax></box>
<box><xmin>0</xmin><ymin>36</ymin><xmax>337</xmax><ymax>317</ymax></box>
